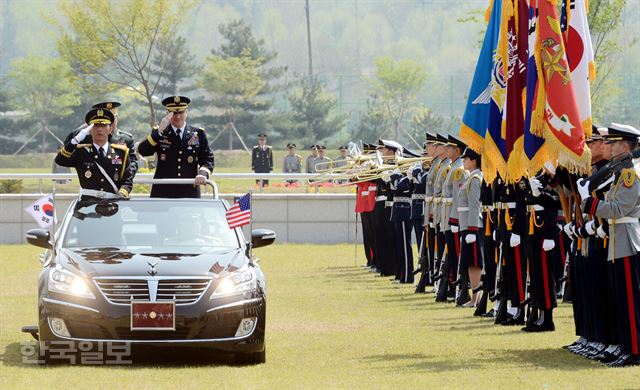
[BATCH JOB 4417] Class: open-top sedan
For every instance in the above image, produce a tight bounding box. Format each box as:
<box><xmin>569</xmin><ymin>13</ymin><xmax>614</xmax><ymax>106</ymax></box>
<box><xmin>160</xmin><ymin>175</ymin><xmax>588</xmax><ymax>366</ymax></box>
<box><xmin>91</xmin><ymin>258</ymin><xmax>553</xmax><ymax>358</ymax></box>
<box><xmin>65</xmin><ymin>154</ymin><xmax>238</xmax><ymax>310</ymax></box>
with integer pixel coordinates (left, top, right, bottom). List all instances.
<box><xmin>24</xmin><ymin>190</ymin><xmax>275</xmax><ymax>365</ymax></box>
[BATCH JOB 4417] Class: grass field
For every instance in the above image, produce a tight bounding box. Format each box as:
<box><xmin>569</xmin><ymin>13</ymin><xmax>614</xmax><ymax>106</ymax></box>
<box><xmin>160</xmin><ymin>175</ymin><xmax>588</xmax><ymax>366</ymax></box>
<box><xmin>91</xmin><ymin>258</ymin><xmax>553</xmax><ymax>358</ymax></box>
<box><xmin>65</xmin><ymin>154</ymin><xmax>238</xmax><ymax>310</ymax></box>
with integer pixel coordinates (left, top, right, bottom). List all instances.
<box><xmin>1</xmin><ymin>244</ymin><xmax>637</xmax><ymax>389</ymax></box>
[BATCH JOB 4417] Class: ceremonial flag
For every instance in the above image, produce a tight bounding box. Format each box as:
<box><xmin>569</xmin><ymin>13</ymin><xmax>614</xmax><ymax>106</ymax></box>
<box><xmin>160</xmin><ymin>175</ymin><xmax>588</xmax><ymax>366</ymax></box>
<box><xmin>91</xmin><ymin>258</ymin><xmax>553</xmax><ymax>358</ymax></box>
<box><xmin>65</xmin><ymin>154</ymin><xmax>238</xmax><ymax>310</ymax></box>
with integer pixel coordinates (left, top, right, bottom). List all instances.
<box><xmin>24</xmin><ymin>195</ymin><xmax>55</xmax><ymax>228</ymax></box>
<box><xmin>523</xmin><ymin>0</ymin><xmax>548</xmax><ymax>174</ymax></box>
<box><xmin>504</xmin><ymin>0</ymin><xmax>530</xmax><ymax>181</ymax></box>
<box><xmin>459</xmin><ymin>0</ymin><xmax>503</xmax><ymax>153</ymax></box>
<box><xmin>530</xmin><ymin>0</ymin><xmax>590</xmax><ymax>173</ymax></box>
<box><xmin>482</xmin><ymin>0</ymin><xmax>510</xmax><ymax>183</ymax></box>
<box><xmin>562</xmin><ymin>0</ymin><xmax>595</xmax><ymax>135</ymax></box>
<box><xmin>226</xmin><ymin>193</ymin><xmax>252</xmax><ymax>229</ymax></box>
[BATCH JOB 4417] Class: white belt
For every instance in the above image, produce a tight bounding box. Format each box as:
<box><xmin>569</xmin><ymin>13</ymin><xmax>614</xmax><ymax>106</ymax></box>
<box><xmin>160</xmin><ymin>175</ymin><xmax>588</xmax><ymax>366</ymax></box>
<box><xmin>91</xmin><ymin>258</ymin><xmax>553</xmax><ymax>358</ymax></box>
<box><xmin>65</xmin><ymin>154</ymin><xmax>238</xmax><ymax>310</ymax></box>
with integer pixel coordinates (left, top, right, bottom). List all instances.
<box><xmin>425</xmin><ymin>196</ymin><xmax>433</xmax><ymax>202</ymax></box>
<box><xmin>385</xmin><ymin>201</ymin><xmax>393</xmax><ymax>207</ymax></box>
<box><xmin>376</xmin><ymin>195</ymin><xmax>387</xmax><ymax>202</ymax></box>
<box><xmin>360</xmin><ymin>191</ymin><xmax>369</xmax><ymax>196</ymax></box>
<box><xmin>531</xmin><ymin>205</ymin><xmax>544</xmax><ymax>211</ymax></box>
<box><xmin>412</xmin><ymin>194</ymin><xmax>427</xmax><ymax>200</ymax></box>
<box><xmin>80</xmin><ymin>189</ymin><xmax>120</xmax><ymax>199</ymax></box>
<box><xmin>483</xmin><ymin>206</ymin><xmax>494</xmax><ymax>212</ymax></box>
<box><xmin>608</xmin><ymin>217</ymin><xmax>639</xmax><ymax>224</ymax></box>
<box><xmin>368</xmin><ymin>185</ymin><xmax>377</xmax><ymax>191</ymax></box>
<box><xmin>443</xmin><ymin>197</ymin><xmax>453</xmax><ymax>202</ymax></box>
<box><xmin>394</xmin><ymin>197</ymin><xmax>412</xmax><ymax>203</ymax></box>
<box><xmin>457</xmin><ymin>206</ymin><xmax>469</xmax><ymax>212</ymax></box>
<box><xmin>502</xmin><ymin>202</ymin><xmax>516</xmax><ymax>209</ymax></box>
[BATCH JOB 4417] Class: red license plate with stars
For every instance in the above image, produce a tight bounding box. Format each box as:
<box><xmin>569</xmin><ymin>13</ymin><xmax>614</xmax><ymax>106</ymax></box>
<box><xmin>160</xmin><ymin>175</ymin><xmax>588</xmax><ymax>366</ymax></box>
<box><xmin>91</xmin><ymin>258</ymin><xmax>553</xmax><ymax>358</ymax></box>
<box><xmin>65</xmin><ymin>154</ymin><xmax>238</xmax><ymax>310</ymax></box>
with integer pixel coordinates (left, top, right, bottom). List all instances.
<box><xmin>130</xmin><ymin>302</ymin><xmax>175</xmax><ymax>331</ymax></box>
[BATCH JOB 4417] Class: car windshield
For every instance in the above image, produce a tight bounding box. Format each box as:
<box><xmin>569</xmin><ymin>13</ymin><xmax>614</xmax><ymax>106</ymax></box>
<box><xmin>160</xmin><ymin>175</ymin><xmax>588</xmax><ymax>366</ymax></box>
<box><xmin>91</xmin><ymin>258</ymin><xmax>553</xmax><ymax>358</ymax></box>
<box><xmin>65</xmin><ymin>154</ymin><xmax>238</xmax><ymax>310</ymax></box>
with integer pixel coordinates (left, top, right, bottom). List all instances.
<box><xmin>62</xmin><ymin>200</ymin><xmax>240</xmax><ymax>251</ymax></box>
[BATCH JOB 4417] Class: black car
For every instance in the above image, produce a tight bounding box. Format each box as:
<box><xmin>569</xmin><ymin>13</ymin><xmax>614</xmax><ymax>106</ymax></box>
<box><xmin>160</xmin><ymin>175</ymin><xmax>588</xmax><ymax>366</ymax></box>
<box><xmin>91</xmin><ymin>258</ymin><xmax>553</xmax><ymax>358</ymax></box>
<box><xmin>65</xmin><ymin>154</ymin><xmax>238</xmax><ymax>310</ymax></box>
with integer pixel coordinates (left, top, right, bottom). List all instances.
<box><xmin>24</xmin><ymin>195</ymin><xmax>275</xmax><ymax>364</ymax></box>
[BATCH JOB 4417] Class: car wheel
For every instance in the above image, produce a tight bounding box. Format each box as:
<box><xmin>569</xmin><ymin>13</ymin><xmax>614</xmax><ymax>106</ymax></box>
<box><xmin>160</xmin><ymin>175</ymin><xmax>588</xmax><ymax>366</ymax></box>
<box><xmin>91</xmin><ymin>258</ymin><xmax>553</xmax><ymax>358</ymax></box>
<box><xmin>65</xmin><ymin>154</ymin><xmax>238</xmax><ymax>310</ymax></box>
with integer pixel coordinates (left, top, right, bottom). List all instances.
<box><xmin>235</xmin><ymin>348</ymin><xmax>265</xmax><ymax>365</ymax></box>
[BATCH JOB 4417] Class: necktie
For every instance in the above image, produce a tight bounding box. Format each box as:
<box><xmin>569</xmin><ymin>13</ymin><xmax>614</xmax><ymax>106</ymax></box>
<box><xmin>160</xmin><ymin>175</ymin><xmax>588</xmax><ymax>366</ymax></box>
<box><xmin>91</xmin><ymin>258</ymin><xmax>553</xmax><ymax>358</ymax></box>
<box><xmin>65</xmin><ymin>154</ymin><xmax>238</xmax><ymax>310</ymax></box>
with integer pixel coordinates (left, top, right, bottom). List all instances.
<box><xmin>176</xmin><ymin>129</ymin><xmax>182</xmax><ymax>140</ymax></box>
<box><xmin>98</xmin><ymin>147</ymin><xmax>105</xmax><ymax>158</ymax></box>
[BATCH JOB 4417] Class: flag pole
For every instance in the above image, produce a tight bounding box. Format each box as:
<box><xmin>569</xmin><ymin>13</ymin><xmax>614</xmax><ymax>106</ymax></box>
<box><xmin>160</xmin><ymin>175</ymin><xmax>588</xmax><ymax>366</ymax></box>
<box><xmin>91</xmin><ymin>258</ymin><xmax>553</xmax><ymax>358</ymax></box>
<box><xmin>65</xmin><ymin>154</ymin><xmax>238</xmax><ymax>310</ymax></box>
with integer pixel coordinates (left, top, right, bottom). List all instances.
<box><xmin>354</xmin><ymin>211</ymin><xmax>358</xmax><ymax>266</ymax></box>
<box><xmin>249</xmin><ymin>189</ymin><xmax>253</xmax><ymax>260</ymax></box>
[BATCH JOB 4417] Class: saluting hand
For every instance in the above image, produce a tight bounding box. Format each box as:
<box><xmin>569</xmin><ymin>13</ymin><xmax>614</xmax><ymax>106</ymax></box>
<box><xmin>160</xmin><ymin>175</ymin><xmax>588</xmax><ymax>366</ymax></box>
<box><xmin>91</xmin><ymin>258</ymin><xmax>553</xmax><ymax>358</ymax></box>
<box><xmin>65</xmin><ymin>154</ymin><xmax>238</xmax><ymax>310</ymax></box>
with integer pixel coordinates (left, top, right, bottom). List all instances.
<box><xmin>157</xmin><ymin>112</ymin><xmax>173</xmax><ymax>135</ymax></box>
<box><xmin>72</xmin><ymin>124</ymin><xmax>93</xmax><ymax>145</ymax></box>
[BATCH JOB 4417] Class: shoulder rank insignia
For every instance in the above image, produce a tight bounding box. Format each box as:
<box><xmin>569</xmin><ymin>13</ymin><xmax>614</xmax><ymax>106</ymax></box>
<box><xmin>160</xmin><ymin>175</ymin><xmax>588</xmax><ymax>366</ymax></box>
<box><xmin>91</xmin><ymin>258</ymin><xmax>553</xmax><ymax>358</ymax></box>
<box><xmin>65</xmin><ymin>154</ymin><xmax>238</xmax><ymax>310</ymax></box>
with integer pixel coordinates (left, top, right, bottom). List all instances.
<box><xmin>621</xmin><ymin>168</ymin><xmax>635</xmax><ymax>188</ymax></box>
<box><xmin>110</xmin><ymin>143</ymin><xmax>128</xmax><ymax>151</ymax></box>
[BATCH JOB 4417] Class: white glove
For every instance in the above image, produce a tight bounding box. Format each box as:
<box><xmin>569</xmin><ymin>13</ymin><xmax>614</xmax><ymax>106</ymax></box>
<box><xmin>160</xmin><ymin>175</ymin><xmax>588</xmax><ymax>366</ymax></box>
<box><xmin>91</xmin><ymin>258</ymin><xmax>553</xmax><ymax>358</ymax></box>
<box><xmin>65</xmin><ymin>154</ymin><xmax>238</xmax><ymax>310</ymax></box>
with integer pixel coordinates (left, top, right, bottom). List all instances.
<box><xmin>585</xmin><ymin>220</ymin><xmax>596</xmax><ymax>235</ymax></box>
<box><xmin>451</xmin><ymin>225</ymin><xmax>459</xmax><ymax>233</ymax></box>
<box><xmin>157</xmin><ymin>112</ymin><xmax>173</xmax><ymax>135</ymax></box>
<box><xmin>510</xmin><ymin>233</ymin><xmax>521</xmax><ymax>247</ymax></box>
<box><xmin>429</xmin><ymin>222</ymin><xmax>434</xmax><ymax>228</ymax></box>
<box><xmin>381</xmin><ymin>171</ymin><xmax>391</xmax><ymax>183</ymax></box>
<box><xmin>529</xmin><ymin>177</ymin><xmax>542</xmax><ymax>197</ymax></box>
<box><xmin>406</xmin><ymin>168</ymin><xmax>414</xmax><ymax>182</ymax></box>
<box><xmin>563</xmin><ymin>223</ymin><xmax>574</xmax><ymax>239</ymax></box>
<box><xmin>71</xmin><ymin>124</ymin><xmax>93</xmax><ymax>144</ymax></box>
<box><xmin>543</xmin><ymin>160</ymin><xmax>557</xmax><ymax>175</ymax></box>
<box><xmin>492</xmin><ymin>231</ymin><xmax>496</xmax><ymax>241</ymax></box>
<box><xmin>576</xmin><ymin>178</ymin><xmax>590</xmax><ymax>200</ymax></box>
<box><xmin>465</xmin><ymin>233</ymin><xmax>477</xmax><ymax>244</ymax></box>
<box><xmin>596</xmin><ymin>174</ymin><xmax>615</xmax><ymax>191</ymax></box>
<box><xmin>542</xmin><ymin>239</ymin><xmax>555</xmax><ymax>251</ymax></box>
<box><xmin>596</xmin><ymin>225</ymin><xmax>608</xmax><ymax>239</ymax></box>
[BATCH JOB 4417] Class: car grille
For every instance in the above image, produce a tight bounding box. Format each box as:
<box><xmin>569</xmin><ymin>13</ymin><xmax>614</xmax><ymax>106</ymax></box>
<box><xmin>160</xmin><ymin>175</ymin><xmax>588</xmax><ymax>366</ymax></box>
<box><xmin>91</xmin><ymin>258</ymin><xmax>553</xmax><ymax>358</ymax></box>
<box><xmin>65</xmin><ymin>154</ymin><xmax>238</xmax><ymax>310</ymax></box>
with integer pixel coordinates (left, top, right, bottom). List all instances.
<box><xmin>94</xmin><ymin>278</ymin><xmax>211</xmax><ymax>305</ymax></box>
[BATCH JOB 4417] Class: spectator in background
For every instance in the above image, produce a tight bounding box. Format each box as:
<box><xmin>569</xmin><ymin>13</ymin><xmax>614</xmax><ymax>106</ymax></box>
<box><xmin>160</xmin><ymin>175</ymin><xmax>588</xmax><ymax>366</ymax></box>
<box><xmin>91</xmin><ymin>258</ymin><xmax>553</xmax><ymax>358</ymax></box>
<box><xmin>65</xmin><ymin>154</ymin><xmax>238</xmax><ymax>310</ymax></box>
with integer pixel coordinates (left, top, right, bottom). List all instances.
<box><xmin>314</xmin><ymin>145</ymin><xmax>332</xmax><ymax>172</ymax></box>
<box><xmin>333</xmin><ymin>145</ymin><xmax>349</xmax><ymax>169</ymax></box>
<box><xmin>282</xmin><ymin>143</ymin><xmax>302</xmax><ymax>187</ymax></box>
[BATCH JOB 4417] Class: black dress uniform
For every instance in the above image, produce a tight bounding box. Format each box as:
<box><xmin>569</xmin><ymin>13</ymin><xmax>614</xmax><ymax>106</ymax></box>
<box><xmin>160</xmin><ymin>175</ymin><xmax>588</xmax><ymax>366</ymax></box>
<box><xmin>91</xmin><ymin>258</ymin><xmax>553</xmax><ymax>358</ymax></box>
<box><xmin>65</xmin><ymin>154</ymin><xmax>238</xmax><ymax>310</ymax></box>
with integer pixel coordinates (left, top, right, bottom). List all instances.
<box><xmin>137</xmin><ymin>96</ymin><xmax>214</xmax><ymax>198</ymax></box>
<box><xmin>55</xmin><ymin>109</ymin><xmax>134</xmax><ymax>198</ymax></box>
<box><xmin>252</xmin><ymin>134</ymin><xmax>273</xmax><ymax>185</ymax></box>
<box><xmin>389</xmin><ymin>170</ymin><xmax>414</xmax><ymax>283</ymax></box>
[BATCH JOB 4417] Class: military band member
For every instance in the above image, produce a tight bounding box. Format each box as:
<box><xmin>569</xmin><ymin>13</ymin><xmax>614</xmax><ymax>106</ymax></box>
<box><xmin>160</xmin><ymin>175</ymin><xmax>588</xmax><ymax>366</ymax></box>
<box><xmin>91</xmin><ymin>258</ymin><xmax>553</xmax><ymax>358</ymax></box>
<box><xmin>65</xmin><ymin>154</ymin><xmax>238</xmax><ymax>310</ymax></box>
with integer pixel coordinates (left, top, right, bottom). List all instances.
<box><xmin>306</xmin><ymin>145</ymin><xmax>319</xmax><ymax>173</ymax></box>
<box><xmin>458</xmin><ymin>148</ymin><xmax>483</xmax><ymax>307</ymax></box>
<box><xmin>283</xmin><ymin>143</ymin><xmax>302</xmax><ymax>186</ymax></box>
<box><xmin>579</xmin><ymin>123</ymin><xmax>640</xmax><ymax>367</ymax></box>
<box><xmin>55</xmin><ymin>108</ymin><xmax>133</xmax><ymax>199</ymax></box>
<box><xmin>252</xmin><ymin>133</ymin><xmax>273</xmax><ymax>187</ymax></box>
<box><xmin>373</xmin><ymin>139</ymin><xmax>400</xmax><ymax>277</ymax></box>
<box><xmin>137</xmin><ymin>96</ymin><xmax>214</xmax><ymax>198</ymax></box>
<box><xmin>387</xmin><ymin>162</ymin><xmax>415</xmax><ymax>284</ymax></box>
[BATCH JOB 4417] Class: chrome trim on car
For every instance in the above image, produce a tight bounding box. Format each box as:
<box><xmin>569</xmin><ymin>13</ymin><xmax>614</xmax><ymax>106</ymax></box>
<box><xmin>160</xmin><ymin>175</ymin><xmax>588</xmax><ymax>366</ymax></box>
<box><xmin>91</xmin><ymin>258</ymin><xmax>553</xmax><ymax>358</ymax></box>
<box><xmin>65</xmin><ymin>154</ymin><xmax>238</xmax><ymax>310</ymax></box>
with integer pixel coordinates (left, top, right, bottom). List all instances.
<box><xmin>206</xmin><ymin>298</ymin><xmax>263</xmax><ymax>313</ymax></box>
<box><xmin>93</xmin><ymin>276</ymin><xmax>212</xmax><ymax>306</ymax></box>
<box><xmin>42</xmin><ymin>297</ymin><xmax>100</xmax><ymax>313</ymax></box>
<box><xmin>48</xmin><ymin>320</ymin><xmax>258</xmax><ymax>344</ymax></box>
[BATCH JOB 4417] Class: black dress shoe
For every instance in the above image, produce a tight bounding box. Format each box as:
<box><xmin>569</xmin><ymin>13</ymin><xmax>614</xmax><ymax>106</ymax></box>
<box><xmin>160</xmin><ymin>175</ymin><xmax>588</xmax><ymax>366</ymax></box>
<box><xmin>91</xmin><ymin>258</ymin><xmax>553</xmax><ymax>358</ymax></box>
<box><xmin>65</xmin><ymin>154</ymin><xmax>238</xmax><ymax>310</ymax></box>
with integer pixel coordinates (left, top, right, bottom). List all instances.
<box><xmin>607</xmin><ymin>353</ymin><xmax>635</xmax><ymax>367</ymax></box>
<box><xmin>527</xmin><ymin>322</ymin><xmax>555</xmax><ymax>332</ymax></box>
<box><xmin>432</xmin><ymin>273</ymin><xmax>444</xmax><ymax>282</ymax></box>
<box><xmin>598</xmin><ymin>349</ymin><xmax>621</xmax><ymax>364</ymax></box>
<box><xmin>481</xmin><ymin>309</ymin><xmax>495</xmax><ymax>318</ymax></box>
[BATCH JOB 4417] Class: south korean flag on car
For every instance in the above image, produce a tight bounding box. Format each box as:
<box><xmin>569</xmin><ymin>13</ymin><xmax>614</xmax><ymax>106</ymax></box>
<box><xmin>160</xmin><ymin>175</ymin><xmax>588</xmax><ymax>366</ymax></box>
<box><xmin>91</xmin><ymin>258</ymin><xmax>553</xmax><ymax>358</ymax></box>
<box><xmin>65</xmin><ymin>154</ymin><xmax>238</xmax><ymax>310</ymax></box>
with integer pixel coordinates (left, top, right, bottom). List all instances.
<box><xmin>24</xmin><ymin>195</ymin><xmax>56</xmax><ymax>228</ymax></box>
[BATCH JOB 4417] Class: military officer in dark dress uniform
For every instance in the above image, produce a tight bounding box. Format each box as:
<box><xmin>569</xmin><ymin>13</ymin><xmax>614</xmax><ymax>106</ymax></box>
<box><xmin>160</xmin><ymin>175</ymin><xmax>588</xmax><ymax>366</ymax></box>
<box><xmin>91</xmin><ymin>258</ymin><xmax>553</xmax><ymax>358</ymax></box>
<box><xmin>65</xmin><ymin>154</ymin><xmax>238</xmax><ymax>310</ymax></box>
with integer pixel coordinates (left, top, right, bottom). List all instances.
<box><xmin>252</xmin><ymin>133</ymin><xmax>273</xmax><ymax>187</ymax></box>
<box><xmin>55</xmin><ymin>108</ymin><xmax>134</xmax><ymax>199</ymax></box>
<box><xmin>137</xmin><ymin>96</ymin><xmax>214</xmax><ymax>198</ymax></box>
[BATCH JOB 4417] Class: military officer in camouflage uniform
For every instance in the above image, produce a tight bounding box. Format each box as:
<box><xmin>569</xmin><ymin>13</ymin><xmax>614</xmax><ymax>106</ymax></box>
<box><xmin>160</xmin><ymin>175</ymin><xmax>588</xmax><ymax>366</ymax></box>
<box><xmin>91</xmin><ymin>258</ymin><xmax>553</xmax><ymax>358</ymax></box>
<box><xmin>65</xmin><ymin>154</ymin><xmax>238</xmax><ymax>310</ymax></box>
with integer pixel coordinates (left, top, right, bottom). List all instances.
<box><xmin>283</xmin><ymin>143</ymin><xmax>302</xmax><ymax>186</ymax></box>
<box><xmin>55</xmin><ymin>108</ymin><xmax>134</xmax><ymax>199</ymax></box>
<box><xmin>137</xmin><ymin>96</ymin><xmax>214</xmax><ymax>198</ymax></box>
<box><xmin>579</xmin><ymin>123</ymin><xmax>640</xmax><ymax>367</ymax></box>
<box><xmin>252</xmin><ymin>133</ymin><xmax>273</xmax><ymax>187</ymax></box>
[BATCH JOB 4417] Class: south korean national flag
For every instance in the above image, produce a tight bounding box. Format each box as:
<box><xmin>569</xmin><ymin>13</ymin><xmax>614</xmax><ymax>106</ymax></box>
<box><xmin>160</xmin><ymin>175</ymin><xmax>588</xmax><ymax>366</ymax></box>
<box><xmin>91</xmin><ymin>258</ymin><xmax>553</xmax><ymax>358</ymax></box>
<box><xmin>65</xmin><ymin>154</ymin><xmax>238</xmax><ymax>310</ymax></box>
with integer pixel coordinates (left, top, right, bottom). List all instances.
<box><xmin>24</xmin><ymin>195</ymin><xmax>56</xmax><ymax>228</ymax></box>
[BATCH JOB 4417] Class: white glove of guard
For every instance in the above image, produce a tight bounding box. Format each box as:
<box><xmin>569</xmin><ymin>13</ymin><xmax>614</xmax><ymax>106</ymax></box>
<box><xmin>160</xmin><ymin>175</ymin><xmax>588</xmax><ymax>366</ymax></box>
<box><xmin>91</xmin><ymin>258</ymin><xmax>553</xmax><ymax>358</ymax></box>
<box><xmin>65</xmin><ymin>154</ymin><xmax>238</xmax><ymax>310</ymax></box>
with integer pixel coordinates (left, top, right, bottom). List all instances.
<box><xmin>72</xmin><ymin>124</ymin><xmax>93</xmax><ymax>145</ymax></box>
<box><xmin>510</xmin><ymin>233</ymin><xmax>521</xmax><ymax>248</ymax></box>
<box><xmin>585</xmin><ymin>220</ymin><xmax>596</xmax><ymax>235</ymax></box>
<box><xmin>576</xmin><ymin>178</ymin><xmax>590</xmax><ymax>200</ymax></box>
<box><xmin>406</xmin><ymin>168</ymin><xmax>414</xmax><ymax>182</ymax></box>
<box><xmin>542</xmin><ymin>239</ymin><xmax>555</xmax><ymax>251</ymax></box>
<box><xmin>596</xmin><ymin>225</ymin><xmax>608</xmax><ymax>239</ymax></box>
<box><xmin>563</xmin><ymin>223</ymin><xmax>574</xmax><ymax>240</ymax></box>
<box><xmin>529</xmin><ymin>177</ymin><xmax>543</xmax><ymax>197</ymax></box>
<box><xmin>465</xmin><ymin>233</ymin><xmax>477</xmax><ymax>244</ymax></box>
<box><xmin>492</xmin><ymin>231</ymin><xmax>496</xmax><ymax>241</ymax></box>
<box><xmin>381</xmin><ymin>171</ymin><xmax>392</xmax><ymax>183</ymax></box>
<box><xmin>451</xmin><ymin>225</ymin><xmax>459</xmax><ymax>233</ymax></box>
<box><xmin>429</xmin><ymin>222</ymin><xmax>434</xmax><ymax>229</ymax></box>
<box><xmin>157</xmin><ymin>112</ymin><xmax>173</xmax><ymax>135</ymax></box>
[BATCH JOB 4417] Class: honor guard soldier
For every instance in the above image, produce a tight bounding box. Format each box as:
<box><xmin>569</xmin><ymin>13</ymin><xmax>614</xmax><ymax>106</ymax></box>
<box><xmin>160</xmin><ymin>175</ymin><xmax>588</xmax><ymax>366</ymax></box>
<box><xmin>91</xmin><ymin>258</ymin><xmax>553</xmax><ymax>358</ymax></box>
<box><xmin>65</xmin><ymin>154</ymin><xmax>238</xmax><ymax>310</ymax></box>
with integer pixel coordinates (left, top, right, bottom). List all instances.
<box><xmin>475</xmin><ymin>178</ymin><xmax>496</xmax><ymax>317</ymax></box>
<box><xmin>432</xmin><ymin>134</ymin><xmax>452</xmax><ymax>301</ymax></box>
<box><xmin>252</xmin><ymin>133</ymin><xmax>273</xmax><ymax>187</ymax></box>
<box><xmin>578</xmin><ymin>123</ymin><xmax>640</xmax><ymax>367</ymax></box>
<box><xmin>137</xmin><ymin>96</ymin><xmax>214</xmax><ymax>198</ymax></box>
<box><xmin>67</xmin><ymin>101</ymin><xmax>138</xmax><ymax>172</ymax></box>
<box><xmin>283</xmin><ymin>143</ymin><xmax>302</xmax><ymax>186</ymax></box>
<box><xmin>386</xmin><ymin>154</ymin><xmax>415</xmax><ymax>284</ymax></box>
<box><xmin>408</xmin><ymin>145</ymin><xmax>428</xmax><ymax>286</ymax></box>
<box><xmin>458</xmin><ymin>148</ymin><xmax>484</xmax><ymax>308</ymax></box>
<box><xmin>55</xmin><ymin>108</ymin><xmax>133</xmax><ymax>199</ymax></box>
<box><xmin>416</xmin><ymin>133</ymin><xmax>441</xmax><ymax>293</ymax></box>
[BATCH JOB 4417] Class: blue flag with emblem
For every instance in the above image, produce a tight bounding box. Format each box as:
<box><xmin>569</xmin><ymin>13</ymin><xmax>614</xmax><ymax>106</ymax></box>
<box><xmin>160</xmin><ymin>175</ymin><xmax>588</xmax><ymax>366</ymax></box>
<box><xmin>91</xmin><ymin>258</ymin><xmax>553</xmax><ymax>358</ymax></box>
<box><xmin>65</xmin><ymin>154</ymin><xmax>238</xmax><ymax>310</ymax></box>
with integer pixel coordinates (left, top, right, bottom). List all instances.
<box><xmin>459</xmin><ymin>0</ymin><xmax>503</xmax><ymax>154</ymax></box>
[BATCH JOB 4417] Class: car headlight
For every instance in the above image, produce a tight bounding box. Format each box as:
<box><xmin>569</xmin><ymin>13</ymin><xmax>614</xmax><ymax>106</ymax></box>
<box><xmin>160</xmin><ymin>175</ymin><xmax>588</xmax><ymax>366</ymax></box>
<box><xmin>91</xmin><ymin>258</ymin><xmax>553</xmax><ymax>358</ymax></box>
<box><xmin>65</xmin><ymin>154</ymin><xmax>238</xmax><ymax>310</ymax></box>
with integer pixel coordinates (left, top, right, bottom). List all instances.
<box><xmin>48</xmin><ymin>267</ymin><xmax>95</xmax><ymax>299</ymax></box>
<box><xmin>210</xmin><ymin>267</ymin><xmax>257</xmax><ymax>299</ymax></box>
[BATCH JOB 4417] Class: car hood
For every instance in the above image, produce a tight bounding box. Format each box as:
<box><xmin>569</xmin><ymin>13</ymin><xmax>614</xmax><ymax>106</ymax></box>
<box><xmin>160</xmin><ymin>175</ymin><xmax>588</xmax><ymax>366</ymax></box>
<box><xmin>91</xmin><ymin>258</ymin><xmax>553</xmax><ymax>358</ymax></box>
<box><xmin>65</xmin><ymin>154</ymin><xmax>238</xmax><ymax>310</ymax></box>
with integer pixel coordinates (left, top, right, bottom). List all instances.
<box><xmin>59</xmin><ymin>247</ymin><xmax>247</xmax><ymax>278</ymax></box>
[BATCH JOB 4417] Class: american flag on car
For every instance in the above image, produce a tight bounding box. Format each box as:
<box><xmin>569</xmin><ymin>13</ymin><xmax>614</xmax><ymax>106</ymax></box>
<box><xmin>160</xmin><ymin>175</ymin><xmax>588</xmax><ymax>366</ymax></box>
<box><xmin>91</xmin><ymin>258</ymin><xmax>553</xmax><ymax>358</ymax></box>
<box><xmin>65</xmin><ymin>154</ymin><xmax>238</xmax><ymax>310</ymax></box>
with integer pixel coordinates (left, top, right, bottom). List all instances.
<box><xmin>226</xmin><ymin>192</ymin><xmax>251</xmax><ymax>229</ymax></box>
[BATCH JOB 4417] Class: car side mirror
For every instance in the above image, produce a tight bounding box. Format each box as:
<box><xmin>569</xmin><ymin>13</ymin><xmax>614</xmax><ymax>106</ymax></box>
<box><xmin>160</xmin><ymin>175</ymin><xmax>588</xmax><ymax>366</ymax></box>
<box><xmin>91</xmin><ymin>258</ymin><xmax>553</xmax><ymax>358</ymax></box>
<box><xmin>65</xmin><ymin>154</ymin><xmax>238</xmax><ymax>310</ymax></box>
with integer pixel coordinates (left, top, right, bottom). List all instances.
<box><xmin>251</xmin><ymin>229</ymin><xmax>276</xmax><ymax>249</ymax></box>
<box><xmin>25</xmin><ymin>229</ymin><xmax>52</xmax><ymax>249</ymax></box>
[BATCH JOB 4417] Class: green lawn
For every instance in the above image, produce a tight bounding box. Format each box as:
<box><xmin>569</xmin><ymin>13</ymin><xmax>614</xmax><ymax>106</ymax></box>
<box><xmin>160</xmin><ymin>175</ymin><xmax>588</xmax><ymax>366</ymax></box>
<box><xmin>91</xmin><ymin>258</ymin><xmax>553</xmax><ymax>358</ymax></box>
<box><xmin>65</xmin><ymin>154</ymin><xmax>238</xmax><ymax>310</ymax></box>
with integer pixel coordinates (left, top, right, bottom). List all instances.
<box><xmin>1</xmin><ymin>244</ymin><xmax>637</xmax><ymax>389</ymax></box>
